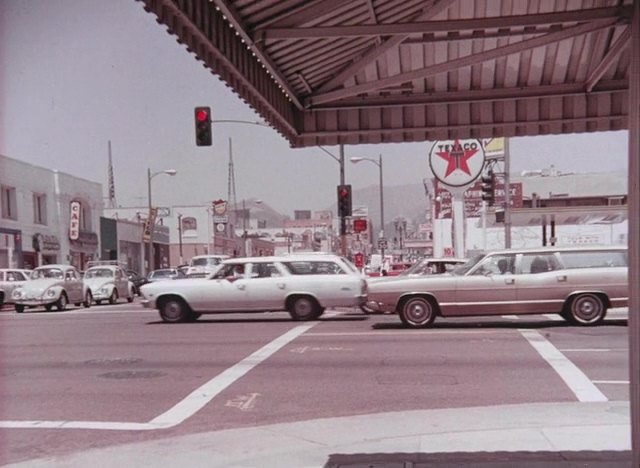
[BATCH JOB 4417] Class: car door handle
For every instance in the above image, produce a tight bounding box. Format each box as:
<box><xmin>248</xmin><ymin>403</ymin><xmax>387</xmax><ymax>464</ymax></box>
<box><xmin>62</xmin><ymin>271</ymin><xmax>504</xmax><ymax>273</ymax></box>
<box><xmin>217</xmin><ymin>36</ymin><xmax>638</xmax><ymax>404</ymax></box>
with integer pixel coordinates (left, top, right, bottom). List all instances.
<box><xmin>277</xmin><ymin>283</ymin><xmax>286</xmax><ymax>289</ymax></box>
<box><xmin>504</xmin><ymin>278</ymin><xmax>515</xmax><ymax>285</ymax></box>
<box><xmin>556</xmin><ymin>275</ymin><xmax>567</xmax><ymax>282</ymax></box>
<box><xmin>236</xmin><ymin>284</ymin><xmax>246</xmax><ymax>290</ymax></box>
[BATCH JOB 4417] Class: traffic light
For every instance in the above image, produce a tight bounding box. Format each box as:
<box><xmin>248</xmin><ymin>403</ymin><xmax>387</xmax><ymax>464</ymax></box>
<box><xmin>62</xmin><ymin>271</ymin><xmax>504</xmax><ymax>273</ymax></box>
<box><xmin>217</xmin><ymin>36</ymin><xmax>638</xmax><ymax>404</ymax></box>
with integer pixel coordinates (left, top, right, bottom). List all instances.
<box><xmin>194</xmin><ymin>106</ymin><xmax>212</xmax><ymax>146</ymax></box>
<box><xmin>480</xmin><ymin>170</ymin><xmax>496</xmax><ymax>206</ymax></box>
<box><xmin>337</xmin><ymin>184</ymin><xmax>352</xmax><ymax>217</ymax></box>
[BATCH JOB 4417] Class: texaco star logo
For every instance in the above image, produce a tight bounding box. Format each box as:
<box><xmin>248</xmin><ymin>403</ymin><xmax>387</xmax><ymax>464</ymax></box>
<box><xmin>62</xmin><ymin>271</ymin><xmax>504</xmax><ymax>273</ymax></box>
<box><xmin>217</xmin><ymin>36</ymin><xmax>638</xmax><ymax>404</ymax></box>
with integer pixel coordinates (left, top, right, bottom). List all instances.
<box><xmin>429</xmin><ymin>139</ymin><xmax>485</xmax><ymax>187</ymax></box>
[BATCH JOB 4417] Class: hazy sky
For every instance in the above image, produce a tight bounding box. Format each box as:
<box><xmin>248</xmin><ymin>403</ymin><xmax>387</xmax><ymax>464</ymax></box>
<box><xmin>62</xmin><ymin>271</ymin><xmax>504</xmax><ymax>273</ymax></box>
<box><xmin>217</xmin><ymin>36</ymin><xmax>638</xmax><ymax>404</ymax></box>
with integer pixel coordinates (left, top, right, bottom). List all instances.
<box><xmin>1</xmin><ymin>0</ymin><xmax>630</xmax><ymax>217</ymax></box>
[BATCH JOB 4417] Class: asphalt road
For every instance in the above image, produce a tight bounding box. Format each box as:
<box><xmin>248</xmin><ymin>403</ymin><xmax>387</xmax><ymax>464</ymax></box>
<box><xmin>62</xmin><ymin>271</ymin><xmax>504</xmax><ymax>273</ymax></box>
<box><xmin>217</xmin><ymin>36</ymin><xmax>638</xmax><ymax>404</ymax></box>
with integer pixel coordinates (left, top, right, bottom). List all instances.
<box><xmin>0</xmin><ymin>301</ymin><xmax>630</xmax><ymax>465</ymax></box>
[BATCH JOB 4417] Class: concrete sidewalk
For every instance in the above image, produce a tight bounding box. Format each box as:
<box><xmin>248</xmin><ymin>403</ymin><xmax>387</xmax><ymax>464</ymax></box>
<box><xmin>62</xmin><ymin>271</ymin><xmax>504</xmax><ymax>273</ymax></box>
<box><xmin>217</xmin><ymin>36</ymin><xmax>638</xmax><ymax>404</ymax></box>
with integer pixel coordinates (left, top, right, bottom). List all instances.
<box><xmin>6</xmin><ymin>401</ymin><xmax>632</xmax><ymax>468</ymax></box>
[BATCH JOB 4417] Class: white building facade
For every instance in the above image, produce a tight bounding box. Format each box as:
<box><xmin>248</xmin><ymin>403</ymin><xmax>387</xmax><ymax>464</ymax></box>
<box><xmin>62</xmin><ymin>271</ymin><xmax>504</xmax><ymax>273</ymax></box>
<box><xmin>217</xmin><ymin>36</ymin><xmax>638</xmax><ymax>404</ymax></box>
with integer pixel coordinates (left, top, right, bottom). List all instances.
<box><xmin>0</xmin><ymin>155</ymin><xmax>103</xmax><ymax>269</ymax></box>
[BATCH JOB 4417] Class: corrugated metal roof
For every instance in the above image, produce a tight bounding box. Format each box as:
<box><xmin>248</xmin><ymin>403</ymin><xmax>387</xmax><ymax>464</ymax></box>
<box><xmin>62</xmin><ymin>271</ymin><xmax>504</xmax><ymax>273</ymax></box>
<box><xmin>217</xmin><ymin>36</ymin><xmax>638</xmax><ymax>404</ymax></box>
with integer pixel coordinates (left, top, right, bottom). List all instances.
<box><xmin>138</xmin><ymin>0</ymin><xmax>633</xmax><ymax>147</ymax></box>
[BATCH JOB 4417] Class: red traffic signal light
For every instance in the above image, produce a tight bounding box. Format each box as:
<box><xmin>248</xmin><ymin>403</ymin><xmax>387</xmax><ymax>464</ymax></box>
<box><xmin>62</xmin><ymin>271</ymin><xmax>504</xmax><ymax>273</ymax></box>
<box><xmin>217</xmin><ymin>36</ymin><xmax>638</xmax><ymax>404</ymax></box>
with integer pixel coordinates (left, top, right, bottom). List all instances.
<box><xmin>194</xmin><ymin>106</ymin><xmax>212</xmax><ymax>146</ymax></box>
<box><xmin>337</xmin><ymin>184</ymin><xmax>352</xmax><ymax>217</ymax></box>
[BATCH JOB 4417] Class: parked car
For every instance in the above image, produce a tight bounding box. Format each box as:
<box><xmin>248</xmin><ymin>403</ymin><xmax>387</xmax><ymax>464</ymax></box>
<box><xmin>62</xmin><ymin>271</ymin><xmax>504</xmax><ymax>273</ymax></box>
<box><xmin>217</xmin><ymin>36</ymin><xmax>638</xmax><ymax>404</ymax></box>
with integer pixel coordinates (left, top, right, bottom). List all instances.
<box><xmin>185</xmin><ymin>254</ymin><xmax>230</xmax><ymax>278</ymax></box>
<box><xmin>126</xmin><ymin>269</ymin><xmax>149</xmax><ymax>295</ymax></box>
<box><xmin>147</xmin><ymin>268</ymin><xmax>185</xmax><ymax>282</ymax></box>
<box><xmin>367</xmin><ymin>262</ymin><xmax>414</xmax><ymax>277</ymax></box>
<box><xmin>12</xmin><ymin>265</ymin><xmax>90</xmax><ymax>313</ymax></box>
<box><xmin>0</xmin><ymin>269</ymin><xmax>31</xmax><ymax>305</ymax></box>
<box><xmin>83</xmin><ymin>262</ymin><xmax>135</xmax><ymax>305</ymax></box>
<box><xmin>140</xmin><ymin>254</ymin><xmax>368</xmax><ymax>323</ymax></box>
<box><xmin>364</xmin><ymin>246</ymin><xmax>628</xmax><ymax>328</ymax></box>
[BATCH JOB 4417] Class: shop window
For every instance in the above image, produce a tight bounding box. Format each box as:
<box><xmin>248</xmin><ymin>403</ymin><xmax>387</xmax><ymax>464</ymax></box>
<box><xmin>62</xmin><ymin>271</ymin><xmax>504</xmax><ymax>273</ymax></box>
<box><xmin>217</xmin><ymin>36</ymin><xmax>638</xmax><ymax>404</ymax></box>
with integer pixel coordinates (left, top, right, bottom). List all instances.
<box><xmin>33</xmin><ymin>193</ymin><xmax>47</xmax><ymax>225</ymax></box>
<box><xmin>1</xmin><ymin>186</ymin><xmax>17</xmax><ymax>220</ymax></box>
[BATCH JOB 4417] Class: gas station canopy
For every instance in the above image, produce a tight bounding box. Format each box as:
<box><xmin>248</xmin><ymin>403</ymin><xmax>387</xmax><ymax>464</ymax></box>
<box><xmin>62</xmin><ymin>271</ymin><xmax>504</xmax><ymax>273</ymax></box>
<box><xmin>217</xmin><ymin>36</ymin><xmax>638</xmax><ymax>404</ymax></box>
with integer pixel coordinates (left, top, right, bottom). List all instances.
<box><xmin>138</xmin><ymin>0</ymin><xmax>633</xmax><ymax>147</ymax></box>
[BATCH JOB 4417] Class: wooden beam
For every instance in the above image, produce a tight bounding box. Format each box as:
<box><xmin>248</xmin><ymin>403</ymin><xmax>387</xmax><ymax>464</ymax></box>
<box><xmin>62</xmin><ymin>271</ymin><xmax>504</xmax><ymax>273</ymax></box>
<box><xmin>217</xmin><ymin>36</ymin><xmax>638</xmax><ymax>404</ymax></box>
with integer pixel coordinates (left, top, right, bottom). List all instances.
<box><xmin>212</xmin><ymin>0</ymin><xmax>303</xmax><ymax>109</ymax></box>
<box><xmin>586</xmin><ymin>26</ymin><xmax>631</xmax><ymax>92</ymax></box>
<box><xmin>256</xmin><ymin>5</ymin><xmax>632</xmax><ymax>41</ymax></box>
<box><xmin>306</xmin><ymin>19</ymin><xmax>619</xmax><ymax>106</ymax></box>
<box><xmin>316</xmin><ymin>0</ymin><xmax>456</xmax><ymax>93</ymax></box>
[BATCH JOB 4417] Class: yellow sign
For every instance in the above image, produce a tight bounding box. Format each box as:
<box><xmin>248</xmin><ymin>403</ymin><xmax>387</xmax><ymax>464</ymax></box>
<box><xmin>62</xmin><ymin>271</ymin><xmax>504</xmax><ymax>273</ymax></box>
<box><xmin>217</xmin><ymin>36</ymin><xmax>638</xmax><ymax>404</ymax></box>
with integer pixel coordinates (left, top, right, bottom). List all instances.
<box><xmin>483</xmin><ymin>137</ymin><xmax>505</xmax><ymax>157</ymax></box>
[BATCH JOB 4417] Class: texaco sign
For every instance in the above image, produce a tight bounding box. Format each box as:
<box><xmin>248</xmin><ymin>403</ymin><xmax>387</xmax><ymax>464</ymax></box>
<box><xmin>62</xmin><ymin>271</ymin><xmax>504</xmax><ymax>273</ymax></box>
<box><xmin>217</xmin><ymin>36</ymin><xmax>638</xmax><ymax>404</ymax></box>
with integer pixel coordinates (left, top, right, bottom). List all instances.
<box><xmin>429</xmin><ymin>139</ymin><xmax>486</xmax><ymax>187</ymax></box>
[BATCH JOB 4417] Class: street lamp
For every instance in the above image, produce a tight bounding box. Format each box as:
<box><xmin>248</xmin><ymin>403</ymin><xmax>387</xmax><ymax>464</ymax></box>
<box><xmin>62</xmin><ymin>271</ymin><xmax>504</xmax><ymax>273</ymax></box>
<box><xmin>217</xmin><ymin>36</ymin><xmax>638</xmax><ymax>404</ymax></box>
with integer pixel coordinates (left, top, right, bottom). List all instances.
<box><xmin>147</xmin><ymin>168</ymin><xmax>177</xmax><ymax>274</ymax></box>
<box><xmin>351</xmin><ymin>154</ymin><xmax>385</xmax><ymax>259</ymax></box>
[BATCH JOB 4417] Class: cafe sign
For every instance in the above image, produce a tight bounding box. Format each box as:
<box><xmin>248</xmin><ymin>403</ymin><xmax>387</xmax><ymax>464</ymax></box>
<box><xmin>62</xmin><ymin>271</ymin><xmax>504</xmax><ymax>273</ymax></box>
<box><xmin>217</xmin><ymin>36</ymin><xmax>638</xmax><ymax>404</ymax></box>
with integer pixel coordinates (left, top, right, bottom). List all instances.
<box><xmin>69</xmin><ymin>201</ymin><xmax>81</xmax><ymax>240</ymax></box>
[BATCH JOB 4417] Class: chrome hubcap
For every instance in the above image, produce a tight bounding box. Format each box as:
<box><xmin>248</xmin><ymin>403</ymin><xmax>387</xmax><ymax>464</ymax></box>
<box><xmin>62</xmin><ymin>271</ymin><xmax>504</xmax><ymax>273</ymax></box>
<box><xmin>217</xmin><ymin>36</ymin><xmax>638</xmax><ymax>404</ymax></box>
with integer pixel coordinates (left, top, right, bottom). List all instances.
<box><xmin>165</xmin><ymin>302</ymin><xmax>182</xmax><ymax>320</ymax></box>
<box><xmin>407</xmin><ymin>301</ymin><xmax>429</xmax><ymax>322</ymax></box>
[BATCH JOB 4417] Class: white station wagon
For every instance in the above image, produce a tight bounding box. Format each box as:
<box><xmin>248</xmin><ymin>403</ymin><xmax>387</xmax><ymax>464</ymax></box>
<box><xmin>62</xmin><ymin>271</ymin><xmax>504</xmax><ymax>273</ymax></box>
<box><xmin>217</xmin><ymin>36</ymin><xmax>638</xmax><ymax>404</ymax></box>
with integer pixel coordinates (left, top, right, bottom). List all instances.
<box><xmin>140</xmin><ymin>254</ymin><xmax>367</xmax><ymax>323</ymax></box>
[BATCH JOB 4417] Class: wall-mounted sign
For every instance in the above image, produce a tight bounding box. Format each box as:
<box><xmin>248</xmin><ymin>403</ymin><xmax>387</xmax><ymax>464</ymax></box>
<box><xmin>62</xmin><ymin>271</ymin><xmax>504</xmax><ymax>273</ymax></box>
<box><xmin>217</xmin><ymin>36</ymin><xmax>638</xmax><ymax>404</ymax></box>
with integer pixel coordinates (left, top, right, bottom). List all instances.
<box><xmin>429</xmin><ymin>139</ymin><xmax>485</xmax><ymax>187</ymax></box>
<box><xmin>69</xmin><ymin>201</ymin><xmax>81</xmax><ymax>240</ymax></box>
<box><xmin>181</xmin><ymin>216</ymin><xmax>198</xmax><ymax>238</ymax></box>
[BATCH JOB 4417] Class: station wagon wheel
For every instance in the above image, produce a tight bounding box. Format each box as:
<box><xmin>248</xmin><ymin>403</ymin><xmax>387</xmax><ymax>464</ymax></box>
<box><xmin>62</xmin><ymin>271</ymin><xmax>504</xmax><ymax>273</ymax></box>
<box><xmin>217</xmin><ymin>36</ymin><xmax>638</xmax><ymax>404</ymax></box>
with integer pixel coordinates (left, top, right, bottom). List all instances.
<box><xmin>566</xmin><ymin>293</ymin><xmax>606</xmax><ymax>326</ymax></box>
<box><xmin>159</xmin><ymin>298</ymin><xmax>189</xmax><ymax>323</ymax></box>
<box><xmin>55</xmin><ymin>293</ymin><xmax>68</xmax><ymax>311</ymax></box>
<box><xmin>108</xmin><ymin>289</ymin><xmax>118</xmax><ymax>305</ymax></box>
<box><xmin>83</xmin><ymin>291</ymin><xmax>92</xmax><ymax>308</ymax></box>
<box><xmin>288</xmin><ymin>296</ymin><xmax>321</xmax><ymax>321</ymax></box>
<box><xmin>15</xmin><ymin>304</ymin><xmax>25</xmax><ymax>313</ymax></box>
<box><xmin>399</xmin><ymin>297</ymin><xmax>436</xmax><ymax>328</ymax></box>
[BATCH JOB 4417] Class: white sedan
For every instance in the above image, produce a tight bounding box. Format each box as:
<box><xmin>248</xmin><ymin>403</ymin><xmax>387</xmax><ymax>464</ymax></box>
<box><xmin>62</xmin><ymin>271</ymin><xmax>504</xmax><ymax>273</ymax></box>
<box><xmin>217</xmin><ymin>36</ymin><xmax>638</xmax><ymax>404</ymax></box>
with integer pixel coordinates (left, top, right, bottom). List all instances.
<box><xmin>140</xmin><ymin>255</ymin><xmax>367</xmax><ymax>323</ymax></box>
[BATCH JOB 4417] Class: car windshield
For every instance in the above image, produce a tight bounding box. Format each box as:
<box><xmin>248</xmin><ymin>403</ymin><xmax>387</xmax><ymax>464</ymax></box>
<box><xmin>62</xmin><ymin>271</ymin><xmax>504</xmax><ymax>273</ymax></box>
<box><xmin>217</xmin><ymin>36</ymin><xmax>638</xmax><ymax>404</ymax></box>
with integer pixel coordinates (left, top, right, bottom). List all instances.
<box><xmin>84</xmin><ymin>268</ymin><xmax>113</xmax><ymax>279</ymax></box>
<box><xmin>150</xmin><ymin>270</ymin><xmax>173</xmax><ymax>278</ymax></box>
<box><xmin>30</xmin><ymin>268</ymin><xmax>64</xmax><ymax>280</ymax></box>
<box><xmin>450</xmin><ymin>254</ymin><xmax>485</xmax><ymax>276</ymax></box>
<box><xmin>401</xmin><ymin>259</ymin><xmax>432</xmax><ymax>275</ymax></box>
<box><xmin>191</xmin><ymin>257</ymin><xmax>220</xmax><ymax>267</ymax></box>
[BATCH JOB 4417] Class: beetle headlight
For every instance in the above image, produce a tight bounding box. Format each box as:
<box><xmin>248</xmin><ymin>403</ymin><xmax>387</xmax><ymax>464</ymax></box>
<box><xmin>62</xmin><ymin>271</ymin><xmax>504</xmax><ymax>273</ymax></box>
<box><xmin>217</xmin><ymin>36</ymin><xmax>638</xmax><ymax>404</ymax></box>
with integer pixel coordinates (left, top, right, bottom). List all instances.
<box><xmin>12</xmin><ymin>289</ymin><xmax>23</xmax><ymax>299</ymax></box>
<box><xmin>46</xmin><ymin>289</ymin><xmax>57</xmax><ymax>297</ymax></box>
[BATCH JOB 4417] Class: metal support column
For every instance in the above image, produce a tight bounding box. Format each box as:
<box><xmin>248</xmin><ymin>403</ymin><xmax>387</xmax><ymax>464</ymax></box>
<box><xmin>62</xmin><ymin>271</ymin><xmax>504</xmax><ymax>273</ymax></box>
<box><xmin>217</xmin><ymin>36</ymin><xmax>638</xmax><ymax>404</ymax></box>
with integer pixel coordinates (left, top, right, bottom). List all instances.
<box><xmin>504</xmin><ymin>138</ymin><xmax>512</xmax><ymax>248</ymax></box>
<box><xmin>339</xmin><ymin>144</ymin><xmax>347</xmax><ymax>256</ymax></box>
<box><xmin>628</xmin><ymin>1</ymin><xmax>640</xmax><ymax>464</ymax></box>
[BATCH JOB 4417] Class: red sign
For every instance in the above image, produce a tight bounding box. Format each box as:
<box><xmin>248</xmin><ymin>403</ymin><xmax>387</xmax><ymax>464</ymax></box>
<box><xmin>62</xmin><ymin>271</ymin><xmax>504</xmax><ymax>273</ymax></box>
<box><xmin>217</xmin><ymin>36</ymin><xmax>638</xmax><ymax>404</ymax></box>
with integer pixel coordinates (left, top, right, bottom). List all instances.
<box><xmin>353</xmin><ymin>252</ymin><xmax>364</xmax><ymax>268</ymax></box>
<box><xmin>434</xmin><ymin>178</ymin><xmax>523</xmax><ymax>219</ymax></box>
<box><xmin>353</xmin><ymin>219</ymin><xmax>368</xmax><ymax>233</ymax></box>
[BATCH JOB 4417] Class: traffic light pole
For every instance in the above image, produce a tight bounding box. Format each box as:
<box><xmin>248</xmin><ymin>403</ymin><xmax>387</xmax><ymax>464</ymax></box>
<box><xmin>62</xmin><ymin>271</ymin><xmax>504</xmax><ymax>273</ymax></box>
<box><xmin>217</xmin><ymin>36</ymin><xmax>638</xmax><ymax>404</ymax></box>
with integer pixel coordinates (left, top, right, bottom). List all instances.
<box><xmin>339</xmin><ymin>144</ymin><xmax>347</xmax><ymax>257</ymax></box>
<box><xmin>504</xmin><ymin>138</ymin><xmax>512</xmax><ymax>249</ymax></box>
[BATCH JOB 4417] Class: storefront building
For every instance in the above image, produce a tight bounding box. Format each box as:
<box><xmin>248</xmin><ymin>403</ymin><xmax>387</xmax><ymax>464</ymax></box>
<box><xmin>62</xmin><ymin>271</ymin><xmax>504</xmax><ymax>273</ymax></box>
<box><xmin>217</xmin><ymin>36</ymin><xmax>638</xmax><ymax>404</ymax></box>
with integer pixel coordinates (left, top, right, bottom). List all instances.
<box><xmin>0</xmin><ymin>155</ymin><xmax>102</xmax><ymax>269</ymax></box>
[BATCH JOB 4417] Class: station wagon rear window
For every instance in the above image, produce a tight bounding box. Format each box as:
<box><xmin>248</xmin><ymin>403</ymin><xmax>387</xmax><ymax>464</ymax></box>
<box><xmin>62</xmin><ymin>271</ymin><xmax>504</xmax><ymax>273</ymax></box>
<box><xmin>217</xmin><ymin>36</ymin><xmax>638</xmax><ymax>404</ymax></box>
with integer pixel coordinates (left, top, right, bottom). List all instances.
<box><xmin>282</xmin><ymin>261</ymin><xmax>346</xmax><ymax>275</ymax></box>
<box><xmin>559</xmin><ymin>250</ymin><xmax>627</xmax><ymax>269</ymax></box>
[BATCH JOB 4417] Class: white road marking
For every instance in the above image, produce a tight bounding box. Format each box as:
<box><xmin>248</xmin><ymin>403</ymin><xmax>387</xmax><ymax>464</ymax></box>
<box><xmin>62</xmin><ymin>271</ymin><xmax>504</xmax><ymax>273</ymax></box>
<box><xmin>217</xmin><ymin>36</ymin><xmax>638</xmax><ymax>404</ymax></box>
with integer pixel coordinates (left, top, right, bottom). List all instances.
<box><xmin>225</xmin><ymin>393</ymin><xmax>260</xmax><ymax>411</ymax></box>
<box><xmin>501</xmin><ymin>315</ymin><xmax>519</xmax><ymax>319</ymax></box>
<box><xmin>0</xmin><ymin>323</ymin><xmax>316</xmax><ymax>431</ymax></box>
<box><xmin>543</xmin><ymin>314</ymin><xmax>564</xmax><ymax>321</ymax></box>
<box><xmin>593</xmin><ymin>380</ymin><xmax>629</xmax><ymax>385</ymax></box>
<box><xmin>519</xmin><ymin>329</ymin><xmax>608</xmax><ymax>402</ymax></box>
<box><xmin>304</xmin><ymin>330</ymin><xmax>508</xmax><ymax>337</ymax></box>
<box><xmin>558</xmin><ymin>348</ymin><xmax>622</xmax><ymax>353</ymax></box>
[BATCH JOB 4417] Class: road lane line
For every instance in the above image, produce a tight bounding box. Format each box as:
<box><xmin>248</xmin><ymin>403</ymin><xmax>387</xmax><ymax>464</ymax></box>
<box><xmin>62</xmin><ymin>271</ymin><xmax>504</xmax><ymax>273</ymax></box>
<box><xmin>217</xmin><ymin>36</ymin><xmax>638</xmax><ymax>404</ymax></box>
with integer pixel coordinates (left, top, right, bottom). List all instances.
<box><xmin>543</xmin><ymin>314</ymin><xmax>564</xmax><ymax>321</ymax></box>
<box><xmin>559</xmin><ymin>348</ymin><xmax>621</xmax><ymax>352</ymax></box>
<box><xmin>593</xmin><ymin>380</ymin><xmax>629</xmax><ymax>384</ymax></box>
<box><xmin>304</xmin><ymin>330</ymin><xmax>508</xmax><ymax>336</ymax></box>
<box><xmin>519</xmin><ymin>329</ymin><xmax>607</xmax><ymax>402</ymax></box>
<box><xmin>148</xmin><ymin>323</ymin><xmax>316</xmax><ymax>427</ymax></box>
<box><xmin>501</xmin><ymin>315</ymin><xmax>519</xmax><ymax>319</ymax></box>
<box><xmin>0</xmin><ymin>323</ymin><xmax>316</xmax><ymax>431</ymax></box>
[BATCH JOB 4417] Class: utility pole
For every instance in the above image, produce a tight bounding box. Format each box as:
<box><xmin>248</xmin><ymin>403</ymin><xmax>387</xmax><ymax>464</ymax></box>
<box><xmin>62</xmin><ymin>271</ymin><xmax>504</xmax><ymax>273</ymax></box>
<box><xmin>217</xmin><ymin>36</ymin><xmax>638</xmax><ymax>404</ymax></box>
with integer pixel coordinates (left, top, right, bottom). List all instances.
<box><xmin>177</xmin><ymin>213</ymin><xmax>183</xmax><ymax>264</ymax></box>
<box><xmin>504</xmin><ymin>138</ymin><xmax>512</xmax><ymax>248</ymax></box>
<box><xmin>339</xmin><ymin>144</ymin><xmax>347</xmax><ymax>256</ymax></box>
